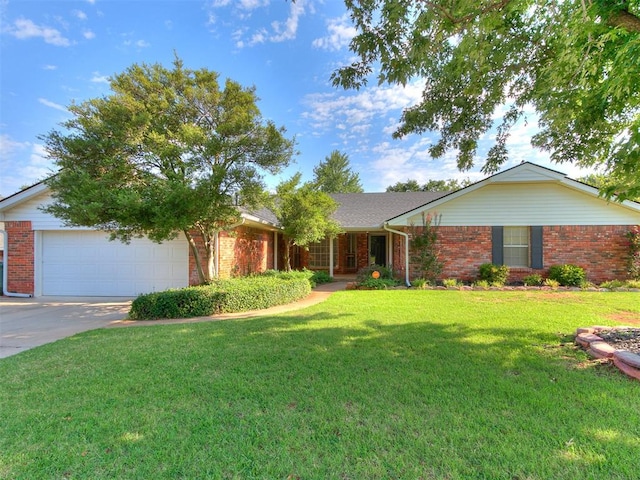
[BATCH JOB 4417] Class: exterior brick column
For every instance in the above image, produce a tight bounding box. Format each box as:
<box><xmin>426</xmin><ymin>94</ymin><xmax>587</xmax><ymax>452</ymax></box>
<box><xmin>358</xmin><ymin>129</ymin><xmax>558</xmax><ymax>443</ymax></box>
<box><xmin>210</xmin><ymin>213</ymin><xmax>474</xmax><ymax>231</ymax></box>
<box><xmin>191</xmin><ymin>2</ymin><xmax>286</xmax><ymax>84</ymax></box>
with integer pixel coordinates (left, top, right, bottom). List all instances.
<box><xmin>5</xmin><ymin>221</ymin><xmax>34</xmax><ymax>295</ymax></box>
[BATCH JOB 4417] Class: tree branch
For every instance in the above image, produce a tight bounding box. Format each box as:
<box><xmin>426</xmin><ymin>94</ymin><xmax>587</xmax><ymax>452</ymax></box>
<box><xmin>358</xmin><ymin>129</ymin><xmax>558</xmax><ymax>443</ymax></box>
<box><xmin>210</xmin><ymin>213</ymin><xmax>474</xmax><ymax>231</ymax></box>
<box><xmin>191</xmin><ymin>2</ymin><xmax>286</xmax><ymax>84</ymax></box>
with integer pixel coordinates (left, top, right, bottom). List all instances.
<box><xmin>422</xmin><ymin>0</ymin><xmax>514</xmax><ymax>26</ymax></box>
<box><xmin>607</xmin><ymin>8</ymin><xmax>640</xmax><ymax>33</ymax></box>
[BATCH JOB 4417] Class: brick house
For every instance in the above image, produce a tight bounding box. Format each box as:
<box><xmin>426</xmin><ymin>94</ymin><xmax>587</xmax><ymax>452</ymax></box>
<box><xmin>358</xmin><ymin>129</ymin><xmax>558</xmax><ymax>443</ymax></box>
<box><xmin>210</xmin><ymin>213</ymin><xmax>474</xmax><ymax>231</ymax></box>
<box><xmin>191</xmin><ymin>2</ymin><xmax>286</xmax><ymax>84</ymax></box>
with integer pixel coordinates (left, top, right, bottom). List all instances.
<box><xmin>1</xmin><ymin>162</ymin><xmax>639</xmax><ymax>296</ymax></box>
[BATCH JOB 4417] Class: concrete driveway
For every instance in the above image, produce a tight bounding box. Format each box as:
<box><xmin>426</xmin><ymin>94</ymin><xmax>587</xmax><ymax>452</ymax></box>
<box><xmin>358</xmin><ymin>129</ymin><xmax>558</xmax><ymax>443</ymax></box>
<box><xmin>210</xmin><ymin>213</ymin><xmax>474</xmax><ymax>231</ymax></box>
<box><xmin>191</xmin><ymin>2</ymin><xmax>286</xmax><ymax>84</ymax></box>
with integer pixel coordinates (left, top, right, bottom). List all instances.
<box><xmin>0</xmin><ymin>296</ymin><xmax>132</xmax><ymax>359</ymax></box>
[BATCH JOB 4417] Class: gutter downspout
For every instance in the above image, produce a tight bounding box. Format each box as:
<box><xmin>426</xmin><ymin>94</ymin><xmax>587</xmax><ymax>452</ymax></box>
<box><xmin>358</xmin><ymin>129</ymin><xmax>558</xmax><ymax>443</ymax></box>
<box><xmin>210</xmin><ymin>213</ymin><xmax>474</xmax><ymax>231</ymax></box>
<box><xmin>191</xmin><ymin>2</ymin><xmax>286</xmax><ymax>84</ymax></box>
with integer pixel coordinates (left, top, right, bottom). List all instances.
<box><xmin>383</xmin><ymin>223</ymin><xmax>411</xmax><ymax>287</ymax></box>
<box><xmin>1</xmin><ymin>229</ymin><xmax>33</xmax><ymax>297</ymax></box>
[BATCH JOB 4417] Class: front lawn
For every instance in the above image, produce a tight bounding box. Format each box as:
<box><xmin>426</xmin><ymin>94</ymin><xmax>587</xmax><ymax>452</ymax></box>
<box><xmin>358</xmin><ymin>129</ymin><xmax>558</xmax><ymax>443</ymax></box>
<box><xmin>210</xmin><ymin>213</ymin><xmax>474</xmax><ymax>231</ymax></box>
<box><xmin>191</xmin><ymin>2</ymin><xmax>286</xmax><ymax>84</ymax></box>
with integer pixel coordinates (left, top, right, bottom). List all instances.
<box><xmin>1</xmin><ymin>291</ymin><xmax>639</xmax><ymax>479</ymax></box>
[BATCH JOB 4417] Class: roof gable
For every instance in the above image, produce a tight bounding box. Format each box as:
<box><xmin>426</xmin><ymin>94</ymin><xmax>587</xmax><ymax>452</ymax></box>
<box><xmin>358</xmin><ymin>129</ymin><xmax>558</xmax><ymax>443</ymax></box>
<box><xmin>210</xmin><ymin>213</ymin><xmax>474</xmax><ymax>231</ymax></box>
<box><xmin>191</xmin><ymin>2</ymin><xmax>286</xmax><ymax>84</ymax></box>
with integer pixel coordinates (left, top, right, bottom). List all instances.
<box><xmin>386</xmin><ymin>162</ymin><xmax>640</xmax><ymax>226</ymax></box>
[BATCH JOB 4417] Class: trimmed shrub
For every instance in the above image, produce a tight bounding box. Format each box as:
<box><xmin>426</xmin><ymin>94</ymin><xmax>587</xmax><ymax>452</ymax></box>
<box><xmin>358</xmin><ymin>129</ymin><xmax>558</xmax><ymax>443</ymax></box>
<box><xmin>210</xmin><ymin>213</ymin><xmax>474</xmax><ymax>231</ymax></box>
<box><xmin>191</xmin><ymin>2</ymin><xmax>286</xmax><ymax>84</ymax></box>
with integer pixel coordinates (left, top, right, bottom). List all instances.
<box><xmin>547</xmin><ymin>264</ymin><xmax>586</xmax><ymax>287</ymax></box>
<box><xmin>310</xmin><ymin>270</ymin><xmax>333</xmax><ymax>285</ymax></box>
<box><xmin>411</xmin><ymin>278</ymin><xmax>430</xmax><ymax>289</ymax></box>
<box><xmin>628</xmin><ymin>279</ymin><xmax>640</xmax><ymax>289</ymax></box>
<box><xmin>600</xmin><ymin>279</ymin><xmax>625</xmax><ymax>289</ymax></box>
<box><xmin>358</xmin><ymin>277</ymin><xmax>398</xmax><ymax>290</ymax></box>
<box><xmin>129</xmin><ymin>287</ymin><xmax>218</xmax><ymax>320</ymax></box>
<box><xmin>442</xmin><ymin>278</ymin><xmax>463</xmax><ymax>287</ymax></box>
<box><xmin>129</xmin><ymin>274</ymin><xmax>311</xmax><ymax>320</ymax></box>
<box><xmin>356</xmin><ymin>264</ymin><xmax>395</xmax><ymax>282</ymax></box>
<box><xmin>523</xmin><ymin>274</ymin><xmax>543</xmax><ymax>286</ymax></box>
<box><xmin>478</xmin><ymin>263</ymin><xmax>510</xmax><ymax>286</ymax></box>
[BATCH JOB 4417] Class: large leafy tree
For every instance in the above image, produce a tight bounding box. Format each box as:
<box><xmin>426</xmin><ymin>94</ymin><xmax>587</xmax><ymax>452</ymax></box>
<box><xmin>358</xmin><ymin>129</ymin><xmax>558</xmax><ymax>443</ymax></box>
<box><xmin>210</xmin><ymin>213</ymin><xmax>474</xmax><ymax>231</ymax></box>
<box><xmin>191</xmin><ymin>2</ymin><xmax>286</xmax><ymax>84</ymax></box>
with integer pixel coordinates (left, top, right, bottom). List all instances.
<box><xmin>333</xmin><ymin>1</ymin><xmax>640</xmax><ymax>200</ymax></box>
<box><xmin>42</xmin><ymin>57</ymin><xmax>295</xmax><ymax>284</ymax></box>
<box><xmin>386</xmin><ymin>178</ymin><xmax>471</xmax><ymax>192</ymax></box>
<box><xmin>312</xmin><ymin>150</ymin><xmax>364</xmax><ymax>193</ymax></box>
<box><xmin>272</xmin><ymin>173</ymin><xmax>342</xmax><ymax>271</ymax></box>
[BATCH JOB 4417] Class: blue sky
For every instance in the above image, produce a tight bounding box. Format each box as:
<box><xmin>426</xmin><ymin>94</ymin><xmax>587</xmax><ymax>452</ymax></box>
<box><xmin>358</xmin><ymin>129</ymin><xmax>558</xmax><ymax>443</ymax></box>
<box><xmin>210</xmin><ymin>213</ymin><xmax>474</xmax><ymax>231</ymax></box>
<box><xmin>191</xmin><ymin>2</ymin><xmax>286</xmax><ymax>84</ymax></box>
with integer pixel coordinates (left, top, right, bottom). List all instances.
<box><xmin>0</xmin><ymin>0</ymin><xmax>593</xmax><ymax>197</ymax></box>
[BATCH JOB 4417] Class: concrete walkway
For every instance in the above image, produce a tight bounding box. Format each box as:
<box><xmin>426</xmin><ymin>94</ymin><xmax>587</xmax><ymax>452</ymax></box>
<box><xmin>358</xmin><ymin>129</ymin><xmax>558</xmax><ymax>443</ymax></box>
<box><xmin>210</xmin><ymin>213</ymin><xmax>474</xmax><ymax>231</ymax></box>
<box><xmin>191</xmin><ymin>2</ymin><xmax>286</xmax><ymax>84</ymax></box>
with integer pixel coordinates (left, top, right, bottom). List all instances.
<box><xmin>0</xmin><ymin>282</ymin><xmax>347</xmax><ymax>358</ymax></box>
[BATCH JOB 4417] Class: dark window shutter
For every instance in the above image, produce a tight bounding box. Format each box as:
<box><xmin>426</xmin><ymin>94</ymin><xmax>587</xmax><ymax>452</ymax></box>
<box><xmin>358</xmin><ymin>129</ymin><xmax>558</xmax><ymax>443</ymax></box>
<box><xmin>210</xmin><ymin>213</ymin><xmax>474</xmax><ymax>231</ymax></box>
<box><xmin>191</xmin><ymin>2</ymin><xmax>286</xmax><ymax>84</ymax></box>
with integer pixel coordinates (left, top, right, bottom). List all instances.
<box><xmin>492</xmin><ymin>226</ymin><xmax>503</xmax><ymax>265</ymax></box>
<box><xmin>531</xmin><ymin>226</ymin><xmax>543</xmax><ymax>269</ymax></box>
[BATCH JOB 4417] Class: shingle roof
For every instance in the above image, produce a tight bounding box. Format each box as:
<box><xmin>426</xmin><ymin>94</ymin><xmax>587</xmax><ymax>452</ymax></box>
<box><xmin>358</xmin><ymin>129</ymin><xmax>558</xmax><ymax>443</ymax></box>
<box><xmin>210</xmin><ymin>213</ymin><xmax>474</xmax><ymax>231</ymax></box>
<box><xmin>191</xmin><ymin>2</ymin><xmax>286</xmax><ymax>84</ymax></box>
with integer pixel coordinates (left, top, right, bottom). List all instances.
<box><xmin>242</xmin><ymin>191</ymin><xmax>449</xmax><ymax>230</ymax></box>
<box><xmin>330</xmin><ymin>192</ymin><xmax>449</xmax><ymax>229</ymax></box>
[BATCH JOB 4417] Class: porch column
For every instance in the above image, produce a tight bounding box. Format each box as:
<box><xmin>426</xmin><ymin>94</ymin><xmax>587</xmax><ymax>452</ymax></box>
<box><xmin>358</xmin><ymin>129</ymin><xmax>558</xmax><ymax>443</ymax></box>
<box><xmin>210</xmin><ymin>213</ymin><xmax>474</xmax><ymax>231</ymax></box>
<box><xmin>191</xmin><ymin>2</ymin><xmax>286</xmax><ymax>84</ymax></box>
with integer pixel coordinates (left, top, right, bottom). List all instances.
<box><xmin>273</xmin><ymin>231</ymin><xmax>278</xmax><ymax>270</ymax></box>
<box><xmin>329</xmin><ymin>236</ymin><xmax>334</xmax><ymax>278</ymax></box>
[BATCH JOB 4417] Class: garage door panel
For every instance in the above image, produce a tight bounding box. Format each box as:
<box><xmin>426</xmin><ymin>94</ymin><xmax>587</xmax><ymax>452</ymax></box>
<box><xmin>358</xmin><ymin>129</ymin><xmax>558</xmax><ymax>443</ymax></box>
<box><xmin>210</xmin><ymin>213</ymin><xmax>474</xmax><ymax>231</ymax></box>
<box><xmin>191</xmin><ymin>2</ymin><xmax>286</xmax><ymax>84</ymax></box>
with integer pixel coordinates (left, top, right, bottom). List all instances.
<box><xmin>41</xmin><ymin>231</ymin><xmax>189</xmax><ymax>296</ymax></box>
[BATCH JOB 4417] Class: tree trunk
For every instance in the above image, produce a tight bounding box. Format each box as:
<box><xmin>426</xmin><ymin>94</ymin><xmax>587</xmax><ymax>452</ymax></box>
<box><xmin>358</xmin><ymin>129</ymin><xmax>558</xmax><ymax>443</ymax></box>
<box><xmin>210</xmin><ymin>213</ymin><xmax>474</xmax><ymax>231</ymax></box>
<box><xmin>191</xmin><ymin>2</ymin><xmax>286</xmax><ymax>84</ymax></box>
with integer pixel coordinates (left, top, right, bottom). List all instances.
<box><xmin>184</xmin><ymin>230</ymin><xmax>206</xmax><ymax>284</ymax></box>
<box><xmin>283</xmin><ymin>238</ymin><xmax>293</xmax><ymax>272</ymax></box>
<box><xmin>201</xmin><ymin>229</ymin><xmax>216</xmax><ymax>283</ymax></box>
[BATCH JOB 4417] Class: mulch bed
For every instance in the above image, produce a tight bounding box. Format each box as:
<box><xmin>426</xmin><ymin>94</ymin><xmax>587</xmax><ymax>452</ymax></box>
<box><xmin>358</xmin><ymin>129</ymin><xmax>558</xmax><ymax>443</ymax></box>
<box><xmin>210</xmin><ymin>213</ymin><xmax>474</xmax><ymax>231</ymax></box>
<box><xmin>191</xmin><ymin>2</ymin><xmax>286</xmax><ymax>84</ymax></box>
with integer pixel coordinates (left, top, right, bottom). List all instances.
<box><xmin>596</xmin><ymin>328</ymin><xmax>640</xmax><ymax>354</ymax></box>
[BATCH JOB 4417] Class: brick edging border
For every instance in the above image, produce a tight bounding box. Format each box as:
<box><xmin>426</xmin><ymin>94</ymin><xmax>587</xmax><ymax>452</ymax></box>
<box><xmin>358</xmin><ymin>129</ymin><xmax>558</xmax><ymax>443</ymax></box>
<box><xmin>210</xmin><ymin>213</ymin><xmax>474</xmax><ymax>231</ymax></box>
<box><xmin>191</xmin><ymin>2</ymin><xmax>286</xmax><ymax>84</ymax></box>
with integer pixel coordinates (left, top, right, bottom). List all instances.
<box><xmin>575</xmin><ymin>327</ymin><xmax>640</xmax><ymax>381</ymax></box>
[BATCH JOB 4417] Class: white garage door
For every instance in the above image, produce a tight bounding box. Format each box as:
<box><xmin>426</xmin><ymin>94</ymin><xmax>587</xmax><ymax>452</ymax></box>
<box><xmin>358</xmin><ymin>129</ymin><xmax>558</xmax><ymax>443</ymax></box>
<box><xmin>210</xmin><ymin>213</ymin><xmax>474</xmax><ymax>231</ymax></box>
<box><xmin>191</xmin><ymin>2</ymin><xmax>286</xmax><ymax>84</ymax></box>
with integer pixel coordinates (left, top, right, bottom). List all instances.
<box><xmin>41</xmin><ymin>231</ymin><xmax>189</xmax><ymax>296</ymax></box>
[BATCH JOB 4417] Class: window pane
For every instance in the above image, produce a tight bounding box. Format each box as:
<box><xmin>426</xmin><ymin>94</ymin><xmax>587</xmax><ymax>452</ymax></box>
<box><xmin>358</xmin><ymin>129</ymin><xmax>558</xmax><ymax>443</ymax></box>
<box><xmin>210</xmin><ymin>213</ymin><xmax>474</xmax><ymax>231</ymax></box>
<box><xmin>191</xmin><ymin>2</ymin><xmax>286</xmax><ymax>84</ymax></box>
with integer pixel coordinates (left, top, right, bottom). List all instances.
<box><xmin>308</xmin><ymin>238</ymin><xmax>338</xmax><ymax>268</ymax></box>
<box><xmin>503</xmin><ymin>227</ymin><xmax>530</xmax><ymax>267</ymax></box>
<box><xmin>504</xmin><ymin>246</ymin><xmax>529</xmax><ymax>267</ymax></box>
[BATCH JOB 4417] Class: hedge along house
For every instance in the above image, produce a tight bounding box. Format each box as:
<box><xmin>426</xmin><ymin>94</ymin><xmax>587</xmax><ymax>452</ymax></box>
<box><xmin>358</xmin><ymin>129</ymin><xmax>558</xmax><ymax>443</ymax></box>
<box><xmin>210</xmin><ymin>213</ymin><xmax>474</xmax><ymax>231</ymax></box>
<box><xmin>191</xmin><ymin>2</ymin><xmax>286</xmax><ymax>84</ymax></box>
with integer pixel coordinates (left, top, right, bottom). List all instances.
<box><xmin>1</xmin><ymin>162</ymin><xmax>639</xmax><ymax>297</ymax></box>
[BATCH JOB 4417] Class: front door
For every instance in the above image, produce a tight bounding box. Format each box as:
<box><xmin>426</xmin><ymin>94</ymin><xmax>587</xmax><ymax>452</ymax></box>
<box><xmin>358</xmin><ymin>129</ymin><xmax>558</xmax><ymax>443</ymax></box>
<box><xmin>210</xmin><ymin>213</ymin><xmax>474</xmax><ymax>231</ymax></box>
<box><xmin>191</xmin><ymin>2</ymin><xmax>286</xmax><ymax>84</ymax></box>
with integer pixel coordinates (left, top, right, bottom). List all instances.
<box><xmin>370</xmin><ymin>235</ymin><xmax>387</xmax><ymax>266</ymax></box>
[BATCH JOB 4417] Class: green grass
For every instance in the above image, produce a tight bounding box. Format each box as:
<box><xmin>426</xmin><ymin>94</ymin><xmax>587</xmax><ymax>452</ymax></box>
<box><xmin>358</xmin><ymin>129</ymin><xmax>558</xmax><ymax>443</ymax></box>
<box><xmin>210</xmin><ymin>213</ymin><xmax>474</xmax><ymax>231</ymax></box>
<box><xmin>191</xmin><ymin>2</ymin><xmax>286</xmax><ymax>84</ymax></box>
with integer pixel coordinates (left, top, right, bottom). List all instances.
<box><xmin>1</xmin><ymin>291</ymin><xmax>640</xmax><ymax>479</ymax></box>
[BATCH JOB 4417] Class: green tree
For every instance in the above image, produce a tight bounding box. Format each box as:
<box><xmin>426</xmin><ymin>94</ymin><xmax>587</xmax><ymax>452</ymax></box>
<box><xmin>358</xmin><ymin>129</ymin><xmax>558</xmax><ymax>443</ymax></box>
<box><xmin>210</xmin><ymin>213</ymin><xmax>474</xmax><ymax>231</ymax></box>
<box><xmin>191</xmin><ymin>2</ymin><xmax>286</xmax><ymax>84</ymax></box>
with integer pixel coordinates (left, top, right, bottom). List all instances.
<box><xmin>272</xmin><ymin>173</ymin><xmax>342</xmax><ymax>271</ymax></box>
<box><xmin>579</xmin><ymin>173</ymin><xmax>640</xmax><ymax>201</ymax></box>
<box><xmin>312</xmin><ymin>150</ymin><xmax>363</xmax><ymax>193</ymax></box>
<box><xmin>41</xmin><ymin>57</ymin><xmax>295</xmax><ymax>284</ymax></box>
<box><xmin>386</xmin><ymin>178</ymin><xmax>471</xmax><ymax>192</ymax></box>
<box><xmin>333</xmin><ymin>1</ymin><xmax>640</xmax><ymax>200</ymax></box>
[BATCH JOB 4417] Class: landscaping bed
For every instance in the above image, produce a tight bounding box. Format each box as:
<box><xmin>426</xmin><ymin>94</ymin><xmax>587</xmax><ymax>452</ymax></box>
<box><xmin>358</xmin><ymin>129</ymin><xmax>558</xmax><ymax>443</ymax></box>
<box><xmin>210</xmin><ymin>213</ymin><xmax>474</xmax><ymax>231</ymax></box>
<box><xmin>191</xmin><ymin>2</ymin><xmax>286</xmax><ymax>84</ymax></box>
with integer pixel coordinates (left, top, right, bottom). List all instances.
<box><xmin>596</xmin><ymin>328</ymin><xmax>640</xmax><ymax>354</ymax></box>
<box><xmin>576</xmin><ymin>326</ymin><xmax>640</xmax><ymax>381</ymax></box>
<box><xmin>128</xmin><ymin>272</ymin><xmax>314</xmax><ymax>320</ymax></box>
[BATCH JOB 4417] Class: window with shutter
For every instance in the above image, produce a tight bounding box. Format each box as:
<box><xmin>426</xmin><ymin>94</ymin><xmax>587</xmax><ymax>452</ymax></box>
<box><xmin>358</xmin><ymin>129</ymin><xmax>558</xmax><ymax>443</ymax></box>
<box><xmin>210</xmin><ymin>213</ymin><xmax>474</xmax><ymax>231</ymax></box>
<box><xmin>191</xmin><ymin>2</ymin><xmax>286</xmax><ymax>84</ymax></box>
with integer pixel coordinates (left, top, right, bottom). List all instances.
<box><xmin>504</xmin><ymin>226</ymin><xmax>530</xmax><ymax>267</ymax></box>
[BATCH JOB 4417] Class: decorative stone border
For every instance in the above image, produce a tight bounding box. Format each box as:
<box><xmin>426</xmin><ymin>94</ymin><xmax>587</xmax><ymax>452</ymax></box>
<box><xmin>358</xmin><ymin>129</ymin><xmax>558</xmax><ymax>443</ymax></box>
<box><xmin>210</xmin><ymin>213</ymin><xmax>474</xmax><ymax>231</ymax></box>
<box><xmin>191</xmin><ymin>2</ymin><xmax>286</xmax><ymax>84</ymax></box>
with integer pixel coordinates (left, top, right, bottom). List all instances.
<box><xmin>575</xmin><ymin>326</ymin><xmax>640</xmax><ymax>381</ymax></box>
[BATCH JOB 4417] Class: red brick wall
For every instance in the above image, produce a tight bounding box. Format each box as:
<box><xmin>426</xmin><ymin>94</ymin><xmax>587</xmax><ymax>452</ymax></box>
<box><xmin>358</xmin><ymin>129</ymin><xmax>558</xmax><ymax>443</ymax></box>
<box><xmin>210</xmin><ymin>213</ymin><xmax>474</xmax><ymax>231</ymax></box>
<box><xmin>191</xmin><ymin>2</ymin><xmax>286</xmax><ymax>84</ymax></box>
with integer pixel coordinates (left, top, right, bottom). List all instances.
<box><xmin>5</xmin><ymin>221</ymin><xmax>34</xmax><ymax>294</ymax></box>
<box><xmin>404</xmin><ymin>225</ymin><xmax>634</xmax><ymax>284</ymax></box>
<box><xmin>188</xmin><ymin>226</ymin><xmax>274</xmax><ymax>284</ymax></box>
<box><xmin>543</xmin><ymin>225</ymin><xmax>630</xmax><ymax>282</ymax></box>
<box><xmin>435</xmin><ymin>226</ymin><xmax>493</xmax><ymax>282</ymax></box>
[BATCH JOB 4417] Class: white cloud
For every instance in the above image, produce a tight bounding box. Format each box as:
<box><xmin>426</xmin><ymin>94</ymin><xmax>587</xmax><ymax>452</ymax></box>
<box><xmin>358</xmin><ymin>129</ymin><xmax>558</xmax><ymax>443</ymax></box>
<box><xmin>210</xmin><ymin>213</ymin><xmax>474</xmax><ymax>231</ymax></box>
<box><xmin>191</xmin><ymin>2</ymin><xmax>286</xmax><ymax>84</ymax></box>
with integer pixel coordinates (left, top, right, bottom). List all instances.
<box><xmin>269</xmin><ymin>0</ymin><xmax>304</xmax><ymax>42</ymax></box>
<box><xmin>0</xmin><ymin>137</ymin><xmax>54</xmax><ymax>195</ymax></box>
<box><xmin>312</xmin><ymin>14</ymin><xmax>355</xmax><ymax>51</ymax></box>
<box><xmin>83</xmin><ymin>29</ymin><xmax>95</xmax><ymax>39</ymax></box>
<box><xmin>303</xmin><ymin>81</ymin><xmax>424</xmax><ymax>132</ymax></box>
<box><xmin>0</xmin><ymin>134</ymin><xmax>29</xmax><ymax>158</ymax></box>
<box><xmin>73</xmin><ymin>10</ymin><xmax>88</xmax><ymax>20</ymax></box>
<box><xmin>123</xmin><ymin>38</ymin><xmax>151</xmax><ymax>48</ymax></box>
<box><xmin>239</xmin><ymin>0</ymin><xmax>269</xmax><ymax>9</ymax></box>
<box><xmin>213</xmin><ymin>0</ymin><xmax>307</xmax><ymax>47</ymax></box>
<box><xmin>8</xmin><ymin>17</ymin><xmax>72</xmax><ymax>46</ymax></box>
<box><xmin>43</xmin><ymin>64</ymin><xmax>57</xmax><ymax>70</ymax></box>
<box><xmin>38</xmin><ymin>98</ymin><xmax>68</xmax><ymax>112</ymax></box>
<box><xmin>91</xmin><ymin>73</ymin><xmax>109</xmax><ymax>83</ymax></box>
<box><xmin>247</xmin><ymin>28</ymin><xmax>267</xmax><ymax>46</ymax></box>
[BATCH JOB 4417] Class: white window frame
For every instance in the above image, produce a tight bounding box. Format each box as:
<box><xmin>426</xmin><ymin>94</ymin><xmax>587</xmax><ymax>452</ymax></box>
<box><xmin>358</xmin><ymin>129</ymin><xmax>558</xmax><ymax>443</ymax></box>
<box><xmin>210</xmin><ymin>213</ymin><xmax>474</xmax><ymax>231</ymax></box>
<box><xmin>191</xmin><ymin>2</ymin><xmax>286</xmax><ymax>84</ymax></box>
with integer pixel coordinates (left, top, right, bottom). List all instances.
<box><xmin>503</xmin><ymin>226</ymin><xmax>530</xmax><ymax>268</ymax></box>
<box><xmin>308</xmin><ymin>237</ymin><xmax>338</xmax><ymax>269</ymax></box>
